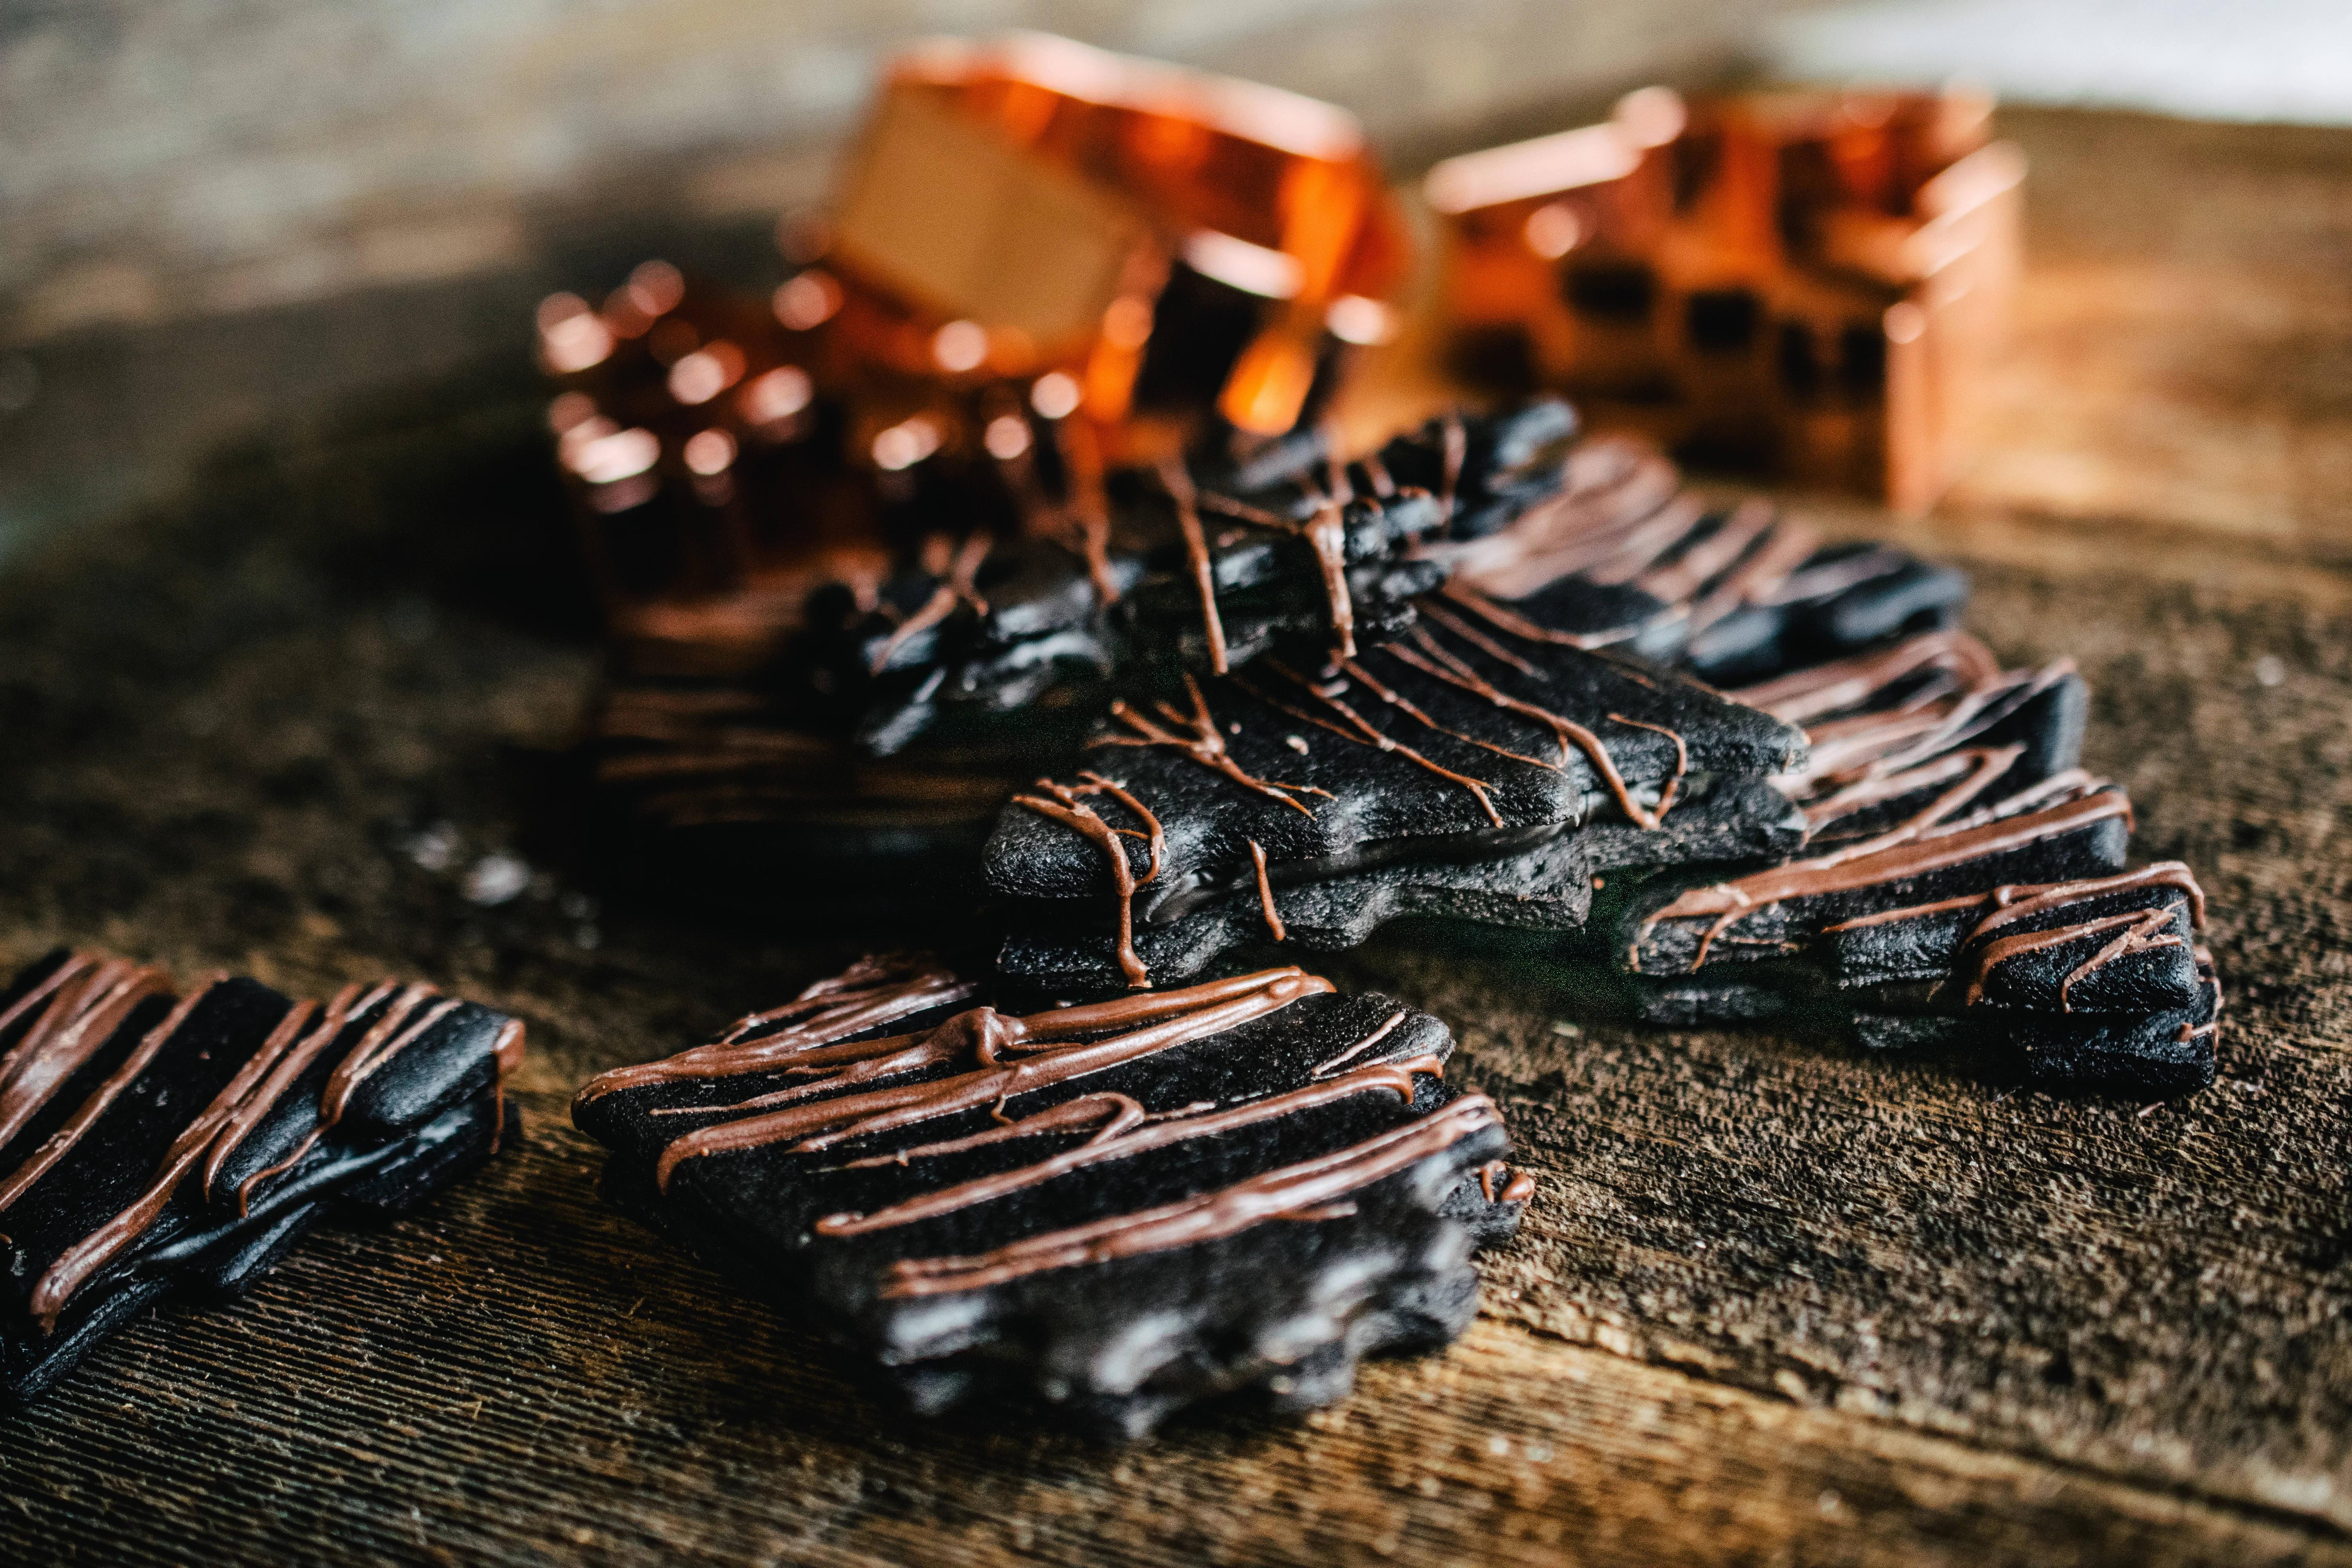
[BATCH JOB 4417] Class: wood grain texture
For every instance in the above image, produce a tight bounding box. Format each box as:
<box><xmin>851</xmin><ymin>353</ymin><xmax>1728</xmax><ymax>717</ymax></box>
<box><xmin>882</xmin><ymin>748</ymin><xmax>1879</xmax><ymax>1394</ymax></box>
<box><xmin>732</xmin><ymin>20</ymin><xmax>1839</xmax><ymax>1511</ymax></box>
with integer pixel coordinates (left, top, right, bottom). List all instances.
<box><xmin>8</xmin><ymin>1101</ymin><xmax>2345</xmax><ymax>1568</ymax></box>
<box><xmin>4</xmin><ymin>110</ymin><xmax>2352</xmax><ymax>1565</ymax></box>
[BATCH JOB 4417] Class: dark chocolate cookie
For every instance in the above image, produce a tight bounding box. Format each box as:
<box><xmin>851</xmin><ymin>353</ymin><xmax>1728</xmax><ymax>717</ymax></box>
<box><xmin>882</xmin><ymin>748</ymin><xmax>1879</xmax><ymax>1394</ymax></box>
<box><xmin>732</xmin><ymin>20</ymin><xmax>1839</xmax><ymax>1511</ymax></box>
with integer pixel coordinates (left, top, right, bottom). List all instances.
<box><xmin>983</xmin><ymin>595</ymin><xmax>1808</xmax><ymax>989</ymax></box>
<box><xmin>0</xmin><ymin>951</ymin><xmax>526</xmax><ymax>1401</ymax></box>
<box><xmin>572</xmin><ymin>956</ymin><xmax>1529</xmax><ymax>1438</ymax></box>
<box><xmin>1432</xmin><ymin>434</ymin><xmax>1969</xmax><ymax>679</ymax></box>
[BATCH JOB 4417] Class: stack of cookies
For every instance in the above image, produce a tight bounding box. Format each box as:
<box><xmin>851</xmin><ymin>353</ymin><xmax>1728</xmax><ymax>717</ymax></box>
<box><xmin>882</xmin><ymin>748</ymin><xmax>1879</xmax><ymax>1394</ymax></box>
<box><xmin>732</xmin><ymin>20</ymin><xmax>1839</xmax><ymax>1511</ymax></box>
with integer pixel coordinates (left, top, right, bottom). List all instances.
<box><xmin>971</xmin><ymin>420</ymin><xmax>2217</xmax><ymax>1098</ymax></box>
<box><xmin>564</xmin><ymin>395</ymin><xmax>2220</xmax><ymax>1438</ymax></box>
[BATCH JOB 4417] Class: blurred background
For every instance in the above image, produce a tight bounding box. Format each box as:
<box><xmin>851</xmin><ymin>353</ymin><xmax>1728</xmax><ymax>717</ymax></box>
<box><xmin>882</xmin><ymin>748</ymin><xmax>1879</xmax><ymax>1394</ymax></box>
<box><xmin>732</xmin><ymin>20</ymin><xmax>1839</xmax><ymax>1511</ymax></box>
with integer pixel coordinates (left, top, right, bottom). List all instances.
<box><xmin>5</xmin><ymin>0</ymin><xmax>2350</xmax><ymax>564</ymax></box>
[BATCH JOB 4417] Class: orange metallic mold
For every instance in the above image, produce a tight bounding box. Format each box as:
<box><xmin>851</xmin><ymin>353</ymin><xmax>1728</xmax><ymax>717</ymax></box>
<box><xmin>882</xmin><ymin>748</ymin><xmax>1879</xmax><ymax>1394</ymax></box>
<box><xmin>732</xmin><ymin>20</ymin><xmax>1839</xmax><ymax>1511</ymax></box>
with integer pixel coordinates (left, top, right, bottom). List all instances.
<box><xmin>1429</xmin><ymin>86</ymin><xmax>2024</xmax><ymax>511</ymax></box>
<box><xmin>535</xmin><ymin>36</ymin><xmax>1412</xmax><ymax>653</ymax></box>
<box><xmin>824</xmin><ymin>33</ymin><xmax>1409</xmax><ymax>450</ymax></box>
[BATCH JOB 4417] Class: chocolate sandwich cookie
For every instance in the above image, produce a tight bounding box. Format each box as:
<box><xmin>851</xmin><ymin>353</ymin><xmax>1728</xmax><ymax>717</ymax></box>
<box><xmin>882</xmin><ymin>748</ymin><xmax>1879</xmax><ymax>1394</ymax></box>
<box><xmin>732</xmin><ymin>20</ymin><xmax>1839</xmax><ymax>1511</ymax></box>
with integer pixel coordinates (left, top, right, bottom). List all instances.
<box><xmin>984</xmin><ymin>601</ymin><xmax>1809</xmax><ymax>990</ymax></box>
<box><xmin>829</xmin><ymin>467</ymin><xmax>1453</xmax><ymax>755</ymax></box>
<box><xmin>818</xmin><ymin>398</ymin><xmax>1593</xmax><ymax>755</ymax></box>
<box><xmin>995</xmin><ymin>775</ymin><xmax>1809</xmax><ymax>993</ymax></box>
<box><xmin>582</xmin><ymin>405</ymin><xmax>1537</xmax><ymax>894</ymax></box>
<box><xmin>1429</xmin><ymin>435</ymin><xmax>1969</xmax><ymax>680</ymax></box>
<box><xmin>1629</xmin><ymin>881</ymin><xmax>2222</xmax><ymax>1098</ymax></box>
<box><xmin>573</xmin><ymin>956</ymin><xmax>1530</xmax><ymax>1439</ymax></box>
<box><xmin>1621</xmin><ymin>774</ymin><xmax>2136</xmax><ymax>979</ymax></box>
<box><xmin>0</xmin><ymin>951</ymin><xmax>526</xmax><ymax>1401</ymax></box>
<box><xmin>1849</xmin><ymin>948</ymin><xmax>2223</xmax><ymax>1098</ymax></box>
<box><xmin>1606</xmin><ymin>786</ymin><xmax>2226</xmax><ymax>1092</ymax></box>
<box><xmin>1731</xmin><ymin>630</ymin><xmax>2092</xmax><ymax>854</ymax></box>
<box><xmin>586</xmin><ymin>662</ymin><xmax>1081</xmax><ymax>918</ymax></box>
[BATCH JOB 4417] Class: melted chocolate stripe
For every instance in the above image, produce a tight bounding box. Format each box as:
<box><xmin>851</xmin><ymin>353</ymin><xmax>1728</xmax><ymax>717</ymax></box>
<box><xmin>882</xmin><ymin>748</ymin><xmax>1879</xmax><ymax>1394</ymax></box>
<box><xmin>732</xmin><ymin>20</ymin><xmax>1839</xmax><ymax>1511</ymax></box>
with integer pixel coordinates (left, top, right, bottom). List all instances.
<box><xmin>1313</xmin><ymin>1010</ymin><xmax>1408</xmax><ymax>1076</ymax></box>
<box><xmin>866</xmin><ymin>533</ymin><xmax>991</xmax><ymax>675</ymax></box>
<box><xmin>1014</xmin><ymin>775</ymin><xmax>1164</xmax><ymax>989</ymax></box>
<box><xmin>625</xmin><ymin>969</ymin><xmax>1322</xmax><ymax>1107</ymax></box>
<box><xmin>1820</xmin><ymin>863</ymin><xmax>2206</xmax><ymax>936</ymax></box>
<box><xmin>1389</xmin><ymin>624</ymin><xmax>1681</xmax><ymax>829</ymax></box>
<box><xmin>1650</xmin><ymin>790</ymin><xmax>2131</xmax><ymax>922</ymax></box>
<box><xmin>1257</xmin><ymin>659</ymin><xmax>1504</xmax><ymax>828</ymax></box>
<box><xmin>1685</xmin><ymin>515</ymin><xmax>1821</xmax><ymax>634</ymax></box>
<box><xmin>1439</xmin><ymin>456</ymin><xmax>1683</xmax><ymax>600</ymax></box>
<box><xmin>1159</xmin><ymin>458</ymin><xmax>1230</xmax><ymax>675</ymax></box>
<box><xmin>1413</xmin><ymin>599</ymin><xmax>1541</xmax><ymax>678</ymax></box>
<box><xmin>722</xmin><ymin>984</ymin><xmax>1322</xmax><ymax>1156</ymax></box>
<box><xmin>1969</xmin><ymin>862</ymin><xmax>2206</xmax><ymax>938</ymax></box>
<box><xmin>225</xmin><ymin>982</ymin><xmax>397</xmax><ymax>1211</ymax></box>
<box><xmin>1054</xmin><ymin>417</ymin><xmax>1118</xmax><ymax>606</ymax></box>
<box><xmin>1248</xmin><ymin>840</ymin><xmax>1287</xmax><ymax>942</ymax></box>
<box><xmin>1960</xmin><ymin>908</ymin><xmax>2183</xmax><ymax>1010</ymax></box>
<box><xmin>29</xmin><ymin>982</ymin><xmax>319</xmax><ymax>1332</ymax></box>
<box><xmin>1573</xmin><ymin>494</ymin><xmax>1711</xmax><ymax>588</ymax></box>
<box><xmin>813</xmin><ymin>1056</ymin><xmax>1442</xmax><ymax>1239</ymax></box>
<box><xmin>1800</xmin><ymin>748</ymin><xmax>1985</xmax><ymax>829</ymax></box>
<box><xmin>1195</xmin><ymin>491</ymin><xmax>1289</xmax><ymax>530</ymax></box>
<box><xmin>1438</xmin><ymin>583</ymin><xmax>1644</xmax><ymax>651</ymax></box>
<box><xmin>1731</xmin><ymin>630</ymin><xmax>2002</xmax><ymax>725</ymax></box>
<box><xmin>1637</xmin><ymin>791</ymin><xmax>2134</xmax><ymax>972</ymax></box>
<box><xmin>878</xmin><ymin>1094</ymin><xmax>1504</xmax><ymax>1299</ymax></box>
<box><xmin>1341</xmin><ymin>652</ymin><xmax>1562</xmax><ymax>773</ymax></box>
<box><xmin>580</xmin><ymin>963</ymin><xmax>977</xmax><ymax>1105</ymax></box>
<box><xmin>1439</xmin><ymin>412</ymin><xmax>1466</xmax><ymax>515</ymax></box>
<box><xmin>0</xmin><ymin>959</ymin><xmax>172</xmax><ymax>1157</ymax></box>
<box><xmin>319</xmin><ymin>990</ymin><xmax>460</xmax><ymax>1129</ymax></box>
<box><xmin>1757</xmin><ymin>546</ymin><xmax>1911</xmax><ymax>606</ymax></box>
<box><xmin>1864</xmin><ymin>663</ymin><xmax>2076</xmax><ymax>780</ymax></box>
<box><xmin>0</xmin><ymin>978</ymin><xmax>224</xmax><ymax>1216</ymax></box>
<box><xmin>0</xmin><ymin>955</ymin><xmax>97</xmax><ymax>1047</ymax></box>
<box><xmin>721</xmin><ymin>961</ymin><xmax>971</xmax><ymax>1047</ymax></box>
<box><xmin>1634</xmin><ymin>499</ymin><xmax>1776</xmax><ymax>604</ymax></box>
<box><xmin>1904</xmin><ymin>769</ymin><xmax>2101</xmax><ymax>844</ymax></box>
<box><xmin>839</xmin><ymin>1092</ymin><xmax>1149</xmax><ymax>1170</ymax></box>
<box><xmin>1092</xmin><ymin>675</ymin><xmax>1327</xmax><ymax>817</ymax></box>
<box><xmin>652</xmin><ymin>972</ymin><xmax>1333</xmax><ymax>1189</ymax></box>
<box><xmin>1796</xmin><ymin>746</ymin><xmax>2026</xmax><ymax>864</ymax></box>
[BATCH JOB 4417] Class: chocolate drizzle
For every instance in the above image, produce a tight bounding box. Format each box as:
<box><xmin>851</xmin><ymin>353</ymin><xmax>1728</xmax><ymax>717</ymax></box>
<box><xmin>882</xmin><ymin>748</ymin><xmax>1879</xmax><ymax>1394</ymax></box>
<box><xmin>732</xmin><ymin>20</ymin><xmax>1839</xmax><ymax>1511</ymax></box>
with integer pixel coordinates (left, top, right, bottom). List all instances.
<box><xmin>0</xmin><ymin>955</ymin><xmax>525</xmax><ymax>1334</ymax></box>
<box><xmin>1635</xmin><ymin>788</ymin><xmax>2132</xmax><ymax>971</ymax></box>
<box><xmin>867</xmin><ymin>532</ymin><xmax>991</xmax><ymax>675</ymax></box>
<box><xmin>1192</xmin><ymin>451</ymin><xmax>1448</xmax><ymax>661</ymax></box>
<box><xmin>581</xmin><ymin>956</ymin><xmax>983</xmax><ymax>1105</ymax></box>
<box><xmin>1243</xmin><ymin>660</ymin><xmax>1504</xmax><ymax>828</ymax></box>
<box><xmin>813</xmin><ymin>1054</ymin><xmax>1442</xmax><ymax>1239</ymax></box>
<box><xmin>1732</xmin><ymin>629</ymin><xmax>2003</xmax><ymax>726</ymax></box>
<box><xmin>1248</xmin><ymin>840</ymin><xmax>1287</xmax><ymax>942</ymax></box>
<box><xmin>1014</xmin><ymin>772</ymin><xmax>1167</xmax><ymax>988</ymax></box>
<box><xmin>0</xmin><ymin>976</ymin><xmax>220</xmax><ymax>1218</ymax></box>
<box><xmin>643</xmin><ymin>967</ymin><xmax>1336</xmax><ymax>1188</ymax></box>
<box><xmin>237</xmin><ymin>984</ymin><xmax>454</xmax><ymax>1203</ymax></box>
<box><xmin>1476</xmin><ymin>1159</ymin><xmax>1537</xmax><ymax>1205</ymax></box>
<box><xmin>0</xmin><ymin>956</ymin><xmax>172</xmax><ymax>1156</ymax></box>
<box><xmin>1439</xmin><ymin>582</ymin><xmax>1639</xmax><ymax>651</ymax></box>
<box><xmin>1973</xmin><ymin>907</ymin><xmax>2181</xmax><ymax>1011</ymax></box>
<box><xmin>1054</xmin><ymin>417</ymin><xmax>1119</xmax><ymax>606</ymax></box>
<box><xmin>879</xmin><ymin>1094</ymin><xmax>1502</xmax><ymax>1298</ymax></box>
<box><xmin>1159</xmin><ymin>458</ymin><xmax>1230</xmax><ymax>674</ymax></box>
<box><xmin>1383</xmin><ymin>622</ymin><xmax>1684</xmax><ymax>828</ymax></box>
<box><xmin>1093</xmin><ymin>675</ymin><xmax>1328</xmax><ymax>816</ymax></box>
<box><xmin>1820</xmin><ymin>863</ymin><xmax>2210</xmax><ymax>1011</ymax></box>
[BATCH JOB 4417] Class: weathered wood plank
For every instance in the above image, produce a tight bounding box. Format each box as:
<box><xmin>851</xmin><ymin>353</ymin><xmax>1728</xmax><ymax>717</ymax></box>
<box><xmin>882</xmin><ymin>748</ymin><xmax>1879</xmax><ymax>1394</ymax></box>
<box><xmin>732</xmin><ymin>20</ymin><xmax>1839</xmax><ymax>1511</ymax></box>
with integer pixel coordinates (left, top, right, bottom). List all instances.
<box><xmin>4</xmin><ymin>107</ymin><xmax>2352</xmax><ymax>1568</ymax></box>
<box><xmin>7</xmin><ymin>1103</ymin><xmax>2340</xmax><ymax>1568</ymax></box>
<box><xmin>1324</xmin><ymin>559</ymin><xmax>2352</xmax><ymax>1531</ymax></box>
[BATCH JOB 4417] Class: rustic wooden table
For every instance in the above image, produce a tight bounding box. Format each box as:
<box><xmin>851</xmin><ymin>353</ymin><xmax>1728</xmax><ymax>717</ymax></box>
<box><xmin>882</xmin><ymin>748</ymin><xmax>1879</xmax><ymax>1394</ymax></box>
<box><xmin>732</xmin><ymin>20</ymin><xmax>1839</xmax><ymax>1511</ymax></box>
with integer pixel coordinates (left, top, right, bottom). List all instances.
<box><xmin>4</xmin><ymin>109</ymin><xmax>2350</xmax><ymax>1566</ymax></box>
